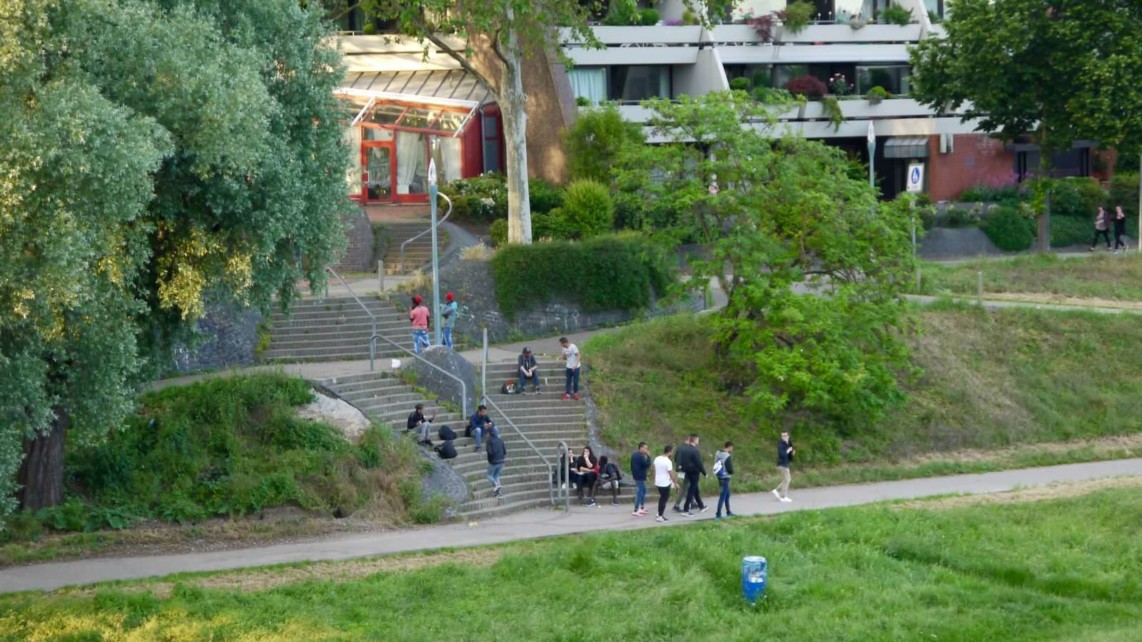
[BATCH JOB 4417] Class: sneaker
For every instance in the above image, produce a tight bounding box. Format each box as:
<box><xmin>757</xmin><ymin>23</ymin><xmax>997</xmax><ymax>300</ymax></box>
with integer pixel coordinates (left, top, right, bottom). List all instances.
<box><xmin>700</xmin><ymin>506</ymin><xmax>709</xmax><ymax>513</ymax></box>
<box><xmin>535</xmin><ymin>388</ymin><xmax>542</xmax><ymax>394</ymax></box>
<box><xmin>573</xmin><ymin>393</ymin><xmax>581</xmax><ymax>401</ymax></box>
<box><xmin>681</xmin><ymin>511</ymin><xmax>693</xmax><ymax>517</ymax></box>
<box><xmin>588</xmin><ymin>499</ymin><xmax>597</xmax><ymax>507</ymax></box>
<box><xmin>493</xmin><ymin>487</ymin><xmax>502</xmax><ymax>497</ymax></box>
<box><xmin>780</xmin><ymin>496</ymin><xmax>793</xmax><ymax>503</ymax></box>
<box><xmin>632</xmin><ymin>510</ymin><xmax>641</xmax><ymax>516</ymax></box>
<box><xmin>562</xmin><ymin>393</ymin><xmax>571</xmax><ymax>400</ymax></box>
<box><xmin>656</xmin><ymin>516</ymin><xmax>667</xmax><ymax>522</ymax></box>
<box><xmin>1089</xmin><ymin>247</ymin><xmax>1095</xmax><ymax>252</ymax></box>
<box><xmin>1114</xmin><ymin>250</ymin><xmax>1121</xmax><ymax>254</ymax></box>
<box><xmin>611</xmin><ymin>500</ymin><xmax>619</xmax><ymax>506</ymax></box>
<box><xmin>715</xmin><ymin>514</ymin><xmax>722</xmax><ymax>520</ymax></box>
<box><xmin>771</xmin><ymin>489</ymin><xmax>781</xmax><ymax>501</ymax></box>
<box><xmin>672</xmin><ymin>505</ymin><xmax>683</xmax><ymax>513</ymax></box>
<box><xmin>637</xmin><ymin>509</ymin><xmax>648</xmax><ymax>516</ymax></box>
<box><xmin>726</xmin><ymin>512</ymin><xmax>735</xmax><ymax>517</ymax></box>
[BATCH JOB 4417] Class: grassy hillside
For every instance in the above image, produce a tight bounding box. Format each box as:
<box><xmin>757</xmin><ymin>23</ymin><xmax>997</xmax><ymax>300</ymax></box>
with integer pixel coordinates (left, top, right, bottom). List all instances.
<box><xmin>3</xmin><ymin>484</ymin><xmax>1140</xmax><ymax>640</ymax></box>
<box><xmin>915</xmin><ymin>253</ymin><xmax>1142</xmax><ymax>301</ymax></box>
<box><xmin>584</xmin><ymin>307</ymin><xmax>1142</xmax><ymax>490</ymax></box>
<box><xmin>2</xmin><ymin>374</ymin><xmax>434</xmax><ymax>547</ymax></box>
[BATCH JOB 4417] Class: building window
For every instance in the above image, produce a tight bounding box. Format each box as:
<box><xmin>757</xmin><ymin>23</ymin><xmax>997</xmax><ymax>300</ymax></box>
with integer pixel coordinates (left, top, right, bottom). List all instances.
<box><xmin>568</xmin><ymin>67</ymin><xmax>607</xmax><ymax>105</ymax></box>
<box><xmin>856</xmin><ymin>66</ymin><xmax>910</xmax><ymax>95</ymax></box>
<box><xmin>609</xmin><ymin>66</ymin><xmax>671</xmax><ymax>103</ymax></box>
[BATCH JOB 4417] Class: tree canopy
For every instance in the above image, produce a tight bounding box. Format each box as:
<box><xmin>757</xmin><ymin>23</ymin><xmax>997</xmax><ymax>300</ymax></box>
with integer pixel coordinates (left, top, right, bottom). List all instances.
<box><xmin>616</xmin><ymin>92</ymin><xmax>917</xmax><ymax>429</ymax></box>
<box><xmin>0</xmin><ymin>0</ymin><xmax>350</xmax><ymax>518</ymax></box>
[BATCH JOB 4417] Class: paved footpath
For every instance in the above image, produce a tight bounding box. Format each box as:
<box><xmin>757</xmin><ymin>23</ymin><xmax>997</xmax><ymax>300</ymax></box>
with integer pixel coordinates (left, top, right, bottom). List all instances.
<box><xmin>3</xmin><ymin>458</ymin><xmax>1140</xmax><ymax>594</ymax></box>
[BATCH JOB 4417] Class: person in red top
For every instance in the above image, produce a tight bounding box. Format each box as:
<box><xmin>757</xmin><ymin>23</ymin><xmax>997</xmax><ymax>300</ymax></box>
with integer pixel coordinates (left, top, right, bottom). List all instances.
<box><xmin>409</xmin><ymin>295</ymin><xmax>430</xmax><ymax>354</ymax></box>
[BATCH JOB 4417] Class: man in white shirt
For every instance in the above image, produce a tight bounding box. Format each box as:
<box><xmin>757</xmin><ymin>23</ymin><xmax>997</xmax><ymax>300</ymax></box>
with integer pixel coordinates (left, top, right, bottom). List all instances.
<box><xmin>559</xmin><ymin>336</ymin><xmax>581</xmax><ymax>401</ymax></box>
<box><xmin>653</xmin><ymin>444</ymin><xmax>680</xmax><ymax>523</ymax></box>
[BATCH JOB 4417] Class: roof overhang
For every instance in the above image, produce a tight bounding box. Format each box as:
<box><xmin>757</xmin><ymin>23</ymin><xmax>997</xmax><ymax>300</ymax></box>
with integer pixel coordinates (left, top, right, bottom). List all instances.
<box><xmin>883</xmin><ymin>136</ymin><xmax>929</xmax><ymax>159</ymax></box>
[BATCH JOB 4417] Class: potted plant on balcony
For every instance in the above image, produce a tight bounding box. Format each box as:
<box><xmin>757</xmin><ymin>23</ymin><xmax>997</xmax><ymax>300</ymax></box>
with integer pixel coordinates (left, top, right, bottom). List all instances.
<box><xmin>867</xmin><ymin>86</ymin><xmax>890</xmax><ymax>104</ymax></box>
<box><xmin>849</xmin><ymin>12</ymin><xmax>867</xmax><ymax>30</ymax></box>
<box><xmin>748</xmin><ymin>13</ymin><xmax>779</xmax><ymax>43</ymax></box>
<box><xmin>881</xmin><ymin>4</ymin><xmax>913</xmax><ymax>25</ymax></box>
<box><xmin>783</xmin><ymin>75</ymin><xmax>827</xmax><ymax>118</ymax></box>
<box><xmin>776</xmin><ymin>1</ymin><xmax>814</xmax><ymax>35</ymax></box>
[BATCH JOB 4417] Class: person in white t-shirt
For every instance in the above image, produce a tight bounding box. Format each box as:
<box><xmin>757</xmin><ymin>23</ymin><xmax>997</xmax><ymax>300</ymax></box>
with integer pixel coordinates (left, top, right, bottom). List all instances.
<box><xmin>653</xmin><ymin>444</ymin><xmax>680</xmax><ymax>523</ymax></box>
<box><xmin>559</xmin><ymin>336</ymin><xmax>582</xmax><ymax>401</ymax></box>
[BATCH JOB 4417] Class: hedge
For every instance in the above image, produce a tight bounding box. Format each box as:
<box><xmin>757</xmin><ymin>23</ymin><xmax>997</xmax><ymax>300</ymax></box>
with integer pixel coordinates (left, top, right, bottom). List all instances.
<box><xmin>490</xmin><ymin>234</ymin><xmax>673</xmax><ymax>318</ymax></box>
<box><xmin>981</xmin><ymin>205</ymin><xmax>1034</xmax><ymax>251</ymax></box>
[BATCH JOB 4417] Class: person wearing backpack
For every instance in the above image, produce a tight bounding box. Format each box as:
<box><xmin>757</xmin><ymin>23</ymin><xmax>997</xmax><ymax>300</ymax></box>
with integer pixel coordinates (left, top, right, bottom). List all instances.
<box><xmin>713</xmin><ymin>441</ymin><xmax>735</xmax><ymax>519</ymax></box>
<box><xmin>596</xmin><ymin>456</ymin><xmax>623</xmax><ymax>506</ymax></box>
<box><xmin>485</xmin><ymin>427</ymin><xmax>507</xmax><ymax>498</ymax></box>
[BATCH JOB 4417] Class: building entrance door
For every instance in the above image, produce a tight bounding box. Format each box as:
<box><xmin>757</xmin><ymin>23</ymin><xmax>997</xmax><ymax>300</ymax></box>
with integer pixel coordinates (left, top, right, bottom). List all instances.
<box><xmin>362</xmin><ymin>142</ymin><xmax>394</xmax><ymax>203</ymax></box>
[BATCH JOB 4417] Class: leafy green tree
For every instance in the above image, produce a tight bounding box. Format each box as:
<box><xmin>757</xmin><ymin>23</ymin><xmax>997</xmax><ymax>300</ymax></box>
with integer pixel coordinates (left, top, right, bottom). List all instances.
<box><xmin>910</xmin><ymin>0</ymin><xmax>1142</xmax><ymax>251</ymax></box>
<box><xmin>376</xmin><ymin>0</ymin><xmax>598</xmax><ymax>244</ymax></box>
<box><xmin>1</xmin><ymin>0</ymin><xmax>349</xmax><ymax>517</ymax></box>
<box><xmin>618</xmin><ymin>92</ymin><xmax>916</xmax><ymax>429</ymax></box>
<box><xmin>563</xmin><ymin>103</ymin><xmax>646</xmax><ymax>183</ymax></box>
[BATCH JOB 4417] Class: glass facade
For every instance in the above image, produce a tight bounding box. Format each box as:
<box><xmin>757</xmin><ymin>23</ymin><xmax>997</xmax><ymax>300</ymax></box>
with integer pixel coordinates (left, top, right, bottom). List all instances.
<box><xmin>856</xmin><ymin>65</ymin><xmax>911</xmax><ymax>95</ymax></box>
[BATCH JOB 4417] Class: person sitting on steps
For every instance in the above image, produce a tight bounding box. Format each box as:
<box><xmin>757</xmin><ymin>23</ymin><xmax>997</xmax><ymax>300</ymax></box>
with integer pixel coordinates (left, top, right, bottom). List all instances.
<box><xmin>468</xmin><ymin>405</ymin><xmax>494</xmax><ymax>453</ymax></box>
<box><xmin>574</xmin><ymin>445</ymin><xmax>599</xmax><ymax>506</ymax></box>
<box><xmin>595</xmin><ymin>455</ymin><xmax>624</xmax><ymax>506</ymax></box>
<box><xmin>517</xmin><ymin>347</ymin><xmax>540</xmax><ymax>394</ymax></box>
<box><xmin>406</xmin><ymin>403</ymin><xmax>435</xmax><ymax>446</ymax></box>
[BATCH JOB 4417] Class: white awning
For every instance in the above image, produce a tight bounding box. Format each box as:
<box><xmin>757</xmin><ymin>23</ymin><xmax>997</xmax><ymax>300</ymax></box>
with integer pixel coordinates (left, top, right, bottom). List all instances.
<box><xmin>335</xmin><ymin>70</ymin><xmax>492</xmax><ymax>137</ymax></box>
<box><xmin>883</xmin><ymin>137</ymin><xmax>929</xmax><ymax>159</ymax></box>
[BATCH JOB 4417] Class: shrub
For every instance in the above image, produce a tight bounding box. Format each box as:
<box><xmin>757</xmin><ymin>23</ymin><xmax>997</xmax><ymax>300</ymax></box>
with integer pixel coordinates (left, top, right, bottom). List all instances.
<box><xmin>561</xmin><ymin>179</ymin><xmax>615</xmax><ymax>238</ymax></box>
<box><xmin>982</xmin><ymin>204</ymin><xmax>1034</xmax><ymax>251</ymax></box>
<box><xmin>777</xmin><ymin>1</ymin><xmax>814</xmax><ymax>33</ymax></box>
<box><xmin>490</xmin><ymin>218</ymin><xmax>508</xmax><ymax>246</ymax></box>
<box><xmin>638</xmin><ymin>7</ymin><xmax>659</xmax><ymax>25</ymax></box>
<box><xmin>882</xmin><ymin>4</ymin><xmax>913</xmax><ymax>25</ymax></box>
<box><xmin>529</xmin><ymin>178</ymin><xmax>563</xmax><ymax>214</ymax></box>
<box><xmin>1046</xmin><ymin>177</ymin><xmax>1106</xmax><ymax>218</ymax></box>
<box><xmin>441</xmin><ymin>173</ymin><xmax>507</xmax><ymax>222</ymax></box>
<box><xmin>783</xmin><ymin>75</ymin><xmax>827</xmax><ymax>99</ymax></box>
<box><xmin>729</xmin><ymin>77</ymin><xmax>751</xmax><ymax>91</ymax></box>
<box><xmin>533</xmin><ymin>209</ymin><xmax>575</xmax><ymax>240</ymax></box>
<box><xmin>944</xmin><ymin>206</ymin><xmax>981</xmax><ymax>228</ymax></box>
<box><xmin>603</xmin><ymin>0</ymin><xmax>637</xmax><ymax>25</ymax></box>
<box><xmin>867</xmin><ymin>86</ymin><xmax>890</xmax><ymax>101</ymax></box>
<box><xmin>563</xmin><ymin>104</ymin><xmax>645</xmax><ymax>183</ymax></box>
<box><xmin>1109</xmin><ymin>173</ymin><xmax>1138</xmax><ymax>219</ymax></box>
<box><xmin>959</xmin><ymin>183</ymin><xmax>1021</xmax><ymax>203</ymax></box>
<box><xmin>1049</xmin><ymin>214</ymin><xmax>1093</xmax><ymax>247</ymax></box>
<box><xmin>490</xmin><ymin>234</ymin><xmax>674</xmax><ymax>318</ymax></box>
<box><xmin>747</xmin><ymin>13</ymin><xmax>778</xmax><ymax>43</ymax></box>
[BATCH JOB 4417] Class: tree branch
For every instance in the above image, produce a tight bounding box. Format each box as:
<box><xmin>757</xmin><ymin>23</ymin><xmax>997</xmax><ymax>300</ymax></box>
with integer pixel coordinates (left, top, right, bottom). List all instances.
<box><xmin>491</xmin><ymin>27</ymin><xmax>511</xmax><ymax>69</ymax></box>
<box><xmin>411</xmin><ymin>17</ymin><xmax>501</xmax><ymax>95</ymax></box>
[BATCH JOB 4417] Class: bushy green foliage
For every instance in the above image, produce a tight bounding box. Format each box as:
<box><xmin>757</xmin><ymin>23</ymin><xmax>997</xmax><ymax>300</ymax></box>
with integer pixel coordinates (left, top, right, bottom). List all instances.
<box><xmin>562</xmin><ymin>104</ymin><xmax>646</xmax><ymax>183</ymax></box>
<box><xmin>1046</xmin><ymin>177</ymin><xmax>1105</xmax><ymax>218</ymax></box>
<box><xmin>490</xmin><ymin>234</ymin><xmax>673</xmax><ymax>317</ymax></box>
<box><xmin>944</xmin><ymin>206</ymin><xmax>982</xmax><ymax>228</ymax></box>
<box><xmin>1049</xmin><ymin>214</ymin><xmax>1094</xmax><ymax>247</ymax></box>
<box><xmin>560</xmin><ymin>179</ymin><xmax>615</xmax><ymax>238</ymax></box>
<box><xmin>778</xmin><ymin>0</ymin><xmax>814</xmax><ymax>32</ymax></box>
<box><xmin>528</xmin><ymin>178</ymin><xmax>563</xmax><ymax>214</ymax></box>
<box><xmin>533</xmin><ymin>209</ymin><xmax>576</xmax><ymax>240</ymax></box>
<box><xmin>441</xmin><ymin>173</ymin><xmax>508</xmax><ymax>222</ymax></box>
<box><xmin>881</xmin><ymin>4</ymin><xmax>913</xmax><ymax>25</ymax></box>
<box><xmin>489</xmin><ymin>218</ymin><xmax>508</xmax><ymax>246</ymax></box>
<box><xmin>958</xmin><ymin>183</ymin><xmax>1022</xmax><ymax>202</ymax></box>
<box><xmin>729</xmin><ymin>77</ymin><xmax>750</xmax><ymax>91</ymax></box>
<box><xmin>1109</xmin><ymin>173</ymin><xmax>1139</xmax><ymax>219</ymax></box>
<box><xmin>637</xmin><ymin>7</ymin><xmax>659</xmax><ymax>25</ymax></box>
<box><xmin>982</xmin><ymin>204</ymin><xmax>1035</xmax><ymax>251</ymax></box>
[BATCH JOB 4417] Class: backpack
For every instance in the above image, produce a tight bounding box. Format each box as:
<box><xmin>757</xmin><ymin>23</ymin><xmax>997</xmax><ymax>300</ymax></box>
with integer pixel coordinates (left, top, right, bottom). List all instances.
<box><xmin>438</xmin><ymin>425</ymin><xmax>457</xmax><ymax>441</ymax></box>
<box><xmin>434</xmin><ymin>441</ymin><xmax>457</xmax><ymax>460</ymax></box>
<box><xmin>500</xmin><ymin>380</ymin><xmax>517</xmax><ymax>394</ymax></box>
<box><xmin>713</xmin><ymin>457</ymin><xmax>725</xmax><ymax>477</ymax></box>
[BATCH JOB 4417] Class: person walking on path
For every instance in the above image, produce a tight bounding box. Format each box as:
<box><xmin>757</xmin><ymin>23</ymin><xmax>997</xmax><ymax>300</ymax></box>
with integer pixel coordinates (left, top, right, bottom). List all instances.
<box><xmin>677</xmin><ymin>433</ymin><xmax>708</xmax><ymax>516</ymax></box>
<box><xmin>440</xmin><ymin>292</ymin><xmax>458</xmax><ymax>348</ymax></box>
<box><xmin>559</xmin><ymin>337</ymin><xmax>581</xmax><ymax>400</ymax></box>
<box><xmin>653</xmin><ymin>444</ymin><xmax>680</xmax><ymax>523</ymax></box>
<box><xmin>630</xmin><ymin>442</ymin><xmax>651</xmax><ymax>516</ymax></box>
<box><xmin>409</xmin><ymin>295</ymin><xmax>431</xmax><ymax>354</ymax></box>
<box><xmin>485</xmin><ymin>427</ymin><xmax>507</xmax><ymax>498</ymax></box>
<box><xmin>1090</xmin><ymin>206</ymin><xmax>1112</xmax><ymax>251</ymax></box>
<box><xmin>714</xmin><ymin>441</ymin><xmax>735</xmax><ymax>519</ymax></box>
<box><xmin>672</xmin><ymin>434</ymin><xmax>695</xmax><ymax>513</ymax></box>
<box><xmin>517</xmin><ymin>347</ymin><xmax>540</xmax><ymax>394</ymax></box>
<box><xmin>772</xmin><ymin>431</ymin><xmax>795</xmax><ymax>503</ymax></box>
<box><xmin>1113</xmin><ymin>205</ymin><xmax>1128</xmax><ymax>253</ymax></box>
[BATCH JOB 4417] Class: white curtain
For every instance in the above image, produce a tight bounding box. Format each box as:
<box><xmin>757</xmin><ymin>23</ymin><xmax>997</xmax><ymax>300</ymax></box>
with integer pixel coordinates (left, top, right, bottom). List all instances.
<box><xmin>568</xmin><ymin>68</ymin><xmax>607</xmax><ymax>105</ymax></box>
<box><xmin>440</xmin><ymin>137</ymin><xmax>462</xmax><ymax>184</ymax></box>
<box><xmin>344</xmin><ymin>126</ymin><xmax>362</xmax><ymax>198</ymax></box>
<box><xmin>396</xmin><ymin>130</ymin><xmax>422</xmax><ymax>194</ymax></box>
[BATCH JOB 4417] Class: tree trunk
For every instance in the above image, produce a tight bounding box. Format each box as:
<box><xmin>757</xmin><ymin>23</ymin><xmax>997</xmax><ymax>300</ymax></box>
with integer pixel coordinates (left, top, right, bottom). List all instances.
<box><xmin>1036</xmin><ymin>122</ymin><xmax>1051</xmax><ymax>253</ymax></box>
<box><xmin>17</xmin><ymin>406</ymin><xmax>68</xmax><ymax>511</ymax></box>
<box><xmin>500</xmin><ymin>21</ymin><xmax>532</xmax><ymax>244</ymax></box>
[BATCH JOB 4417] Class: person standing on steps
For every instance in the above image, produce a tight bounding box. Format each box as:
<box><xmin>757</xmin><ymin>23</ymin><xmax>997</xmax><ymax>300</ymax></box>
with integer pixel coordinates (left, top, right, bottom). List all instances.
<box><xmin>653</xmin><ymin>444</ymin><xmax>680</xmax><ymax>523</ymax></box>
<box><xmin>772</xmin><ymin>431</ymin><xmax>795</xmax><ymax>503</ymax></box>
<box><xmin>1090</xmin><ymin>205</ymin><xmax>1112</xmax><ymax>252</ymax></box>
<box><xmin>1113</xmin><ymin>205</ymin><xmax>1128</xmax><ymax>253</ymax></box>
<box><xmin>559</xmin><ymin>337</ymin><xmax>581</xmax><ymax>401</ymax></box>
<box><xmin>440</xmin><ymin>292</ymin><xmax>458</xmax><ymax>348</ymax></box>
<box><xmin>714</xmin><ymin>441</ymin><xmax>735</xmax><ymax>519</ymax></box>
<box><xmin>485</xmin><ymin>426</ymin><xmax>507</xmax><ymax>499</ymax></box>
<box><xmin>677</xmin><ymin>433</ymin><xmax>708</xmax><ymax>516</ymax></box>
<box><xmin>518</xmin><ymin>347</ymin><xmax>540</xmax><ymax>394</ymax></box>
<box><xmin>409</xmin><ymin>295</ymin><xmax>431</xmax><ymax>354</ymax></box>
<box><xmin>630</xmin><ymin>441</ymin><xmax>651</xmax><ymax>516</ymax></box>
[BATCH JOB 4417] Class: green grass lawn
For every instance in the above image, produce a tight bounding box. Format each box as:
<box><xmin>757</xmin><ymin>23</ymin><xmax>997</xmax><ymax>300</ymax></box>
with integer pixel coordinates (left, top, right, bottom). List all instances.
<box><xmin>583</xmin><ymin>308</ymin><xmax>1142</xmax><ymax>494</ymax></box>
<box><xmin>2</xmin><ymin>485</ymin><xmax>1140</xmax><ymax>641</ymax></box>
<box><xmin>914</xmin><ymin>252</ymin><xmax>1142</xmax><ymax>301</ymax></box>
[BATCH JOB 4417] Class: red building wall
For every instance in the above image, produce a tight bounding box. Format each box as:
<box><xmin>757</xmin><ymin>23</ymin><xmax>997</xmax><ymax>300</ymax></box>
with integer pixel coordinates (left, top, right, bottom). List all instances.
<box><xmin>927</xmin><ymin>134</ymin><xmax>1017</xmax><ymax>202</ymax></box>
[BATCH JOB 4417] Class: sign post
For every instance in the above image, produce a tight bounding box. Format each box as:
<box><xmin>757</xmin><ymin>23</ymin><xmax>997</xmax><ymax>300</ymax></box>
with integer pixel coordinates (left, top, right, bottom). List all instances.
<box><xmin>906</xmin><ymin>162</ymin><xmax>925</xmax><ymax>289</ymax></box>
<box><xmin>428</xmin><ymin>156</ymin><xmax>441</xmax><ymax>347</ymax></box>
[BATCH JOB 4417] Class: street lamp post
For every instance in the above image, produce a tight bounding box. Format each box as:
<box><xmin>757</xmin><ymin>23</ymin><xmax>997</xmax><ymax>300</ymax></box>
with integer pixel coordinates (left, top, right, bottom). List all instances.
<box><xmin>428</xmin><ymin>156</ymin><xmax>442</xmax><ymax>347</ymax></box>
<box><xmin>867</xmin><ymin>121</ymin><xmax>876</xmax><ymax>191</ymax></box>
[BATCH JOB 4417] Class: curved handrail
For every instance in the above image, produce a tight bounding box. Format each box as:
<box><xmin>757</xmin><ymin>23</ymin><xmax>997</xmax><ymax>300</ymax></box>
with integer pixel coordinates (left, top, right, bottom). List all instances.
<box><xmin>481</xmin><ymin>393</ymin><xmax>553</xmax><ymax>505</ymax></box>
<box><xmin>372</xmin><ymin>333</ymin><xmax>468</xmax><ymax>420</ymax></box>
<box><xmin>553</xmin><ymin>441</ymin><xmax>571</xmax><ymax>510</ymax></box>
<box><xmin>324</xmin><ymin>266</ymin><xmax>377</xmax><ymax>360</ymax></box>
<box><xmin>399</xmin><ymin>192</ymin><xmax>453</xmax><ymax>273</ymax></box>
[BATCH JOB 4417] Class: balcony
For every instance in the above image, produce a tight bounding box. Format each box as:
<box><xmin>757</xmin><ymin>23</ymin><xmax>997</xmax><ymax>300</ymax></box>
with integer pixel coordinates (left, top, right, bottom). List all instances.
<box><xmin>710</xmin><ymin>23</ymin><xmax>924</xmax><ymax>45</ymax></box>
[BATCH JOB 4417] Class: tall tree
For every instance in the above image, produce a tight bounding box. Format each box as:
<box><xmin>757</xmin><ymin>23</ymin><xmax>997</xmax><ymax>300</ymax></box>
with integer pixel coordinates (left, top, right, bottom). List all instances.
<box><xmin>1</xmin><ymin>0</ymin><xmax>350</xmax><ymax>518</ymax></box>
<box><xmin>910</xmin><ymin>0</ymin><xmax>1142</xmax><ymax>251</ymax></box>
<box><xmin>378</xmin><ymin>0</ymin><xmax>599</xmax><ymax>244</ymax></box>
<box><xmin>617</xmin><ymin>92</ymin><xmax>916</xmax><ymax>429</ymax></box>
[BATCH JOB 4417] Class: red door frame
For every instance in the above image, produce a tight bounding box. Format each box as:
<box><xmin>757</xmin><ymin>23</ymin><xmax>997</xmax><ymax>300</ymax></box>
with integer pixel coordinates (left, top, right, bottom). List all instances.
<box><xmin>361</xmin><ymin>140</ymin><xmax>394</xmax><ymax>204</ymax></box>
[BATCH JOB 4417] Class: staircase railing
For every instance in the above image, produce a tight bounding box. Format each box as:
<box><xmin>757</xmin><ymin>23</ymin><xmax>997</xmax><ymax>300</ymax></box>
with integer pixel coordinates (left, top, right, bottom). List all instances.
<box><xmin>399</xmin><ymin>192</ymin><xmax>453</xmax><ymax>273</ymax></box>
<box><xmin>553</xmin><ymin>441</ymin><xmax>571</xmax><ymax>511</ymax></box>
<box><xmin>324</xmin><ymin>265</ymin><xmax>377</xmax><ymax>361</ymax></box>
<box><xmin>373</xmin><ymin>333</ymin><xmax>468</xmax><ymax>420</ymax></box>
<box><xmin>481</xmin><ymin>393</ymin><xmax>557</xmax><ymax>506</ymax></box>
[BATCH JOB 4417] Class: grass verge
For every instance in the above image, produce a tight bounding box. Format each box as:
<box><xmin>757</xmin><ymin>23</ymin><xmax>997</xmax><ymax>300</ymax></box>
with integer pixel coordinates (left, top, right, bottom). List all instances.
<box><xmin>914</xmin><ymin>252</ymin><xmax>1142</xmax><ymax>301</ymax></box>
<box><xmin>1</xmin><ymin>485</ymin><xmax>1139</xmax><ymax>640</ymax></box>
<box><xmin>584</xmin><ymin>308</ymin><xmax>1142</xmax><ymax>494</ymax></box>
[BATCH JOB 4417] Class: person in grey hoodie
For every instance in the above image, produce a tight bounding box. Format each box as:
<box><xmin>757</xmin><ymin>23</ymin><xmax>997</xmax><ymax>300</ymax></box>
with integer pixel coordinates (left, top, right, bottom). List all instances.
<box><xmin>485</xmin><ymin>427</ymin><xmax>507</xmax><ymax>498</ymax></box>
<box><xmin>714</xmin><ymin>441</ymin><xmax>735</xmax><ymax>519</ymax></box>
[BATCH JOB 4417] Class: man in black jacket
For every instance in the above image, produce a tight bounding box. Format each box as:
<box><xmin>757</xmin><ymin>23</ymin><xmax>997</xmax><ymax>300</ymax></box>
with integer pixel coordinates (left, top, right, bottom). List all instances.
<box><xmin>676</xmin><ymin>433</ymin><xmax>707</xmax><ymax>516</ymax></box>
<box><xmin>406</xmin><ymin>403</ymin><xmax>435</xmax><ymax>446</ymax></box>
<box><xmin>772</xmin><ymin>431</ymin><xmax>794</xmax><ymax>503</ymax></box>
<box><xmin>485</xmin><ymin>427</ymin><xmax>507</xmax><ymax>498</ymax></box>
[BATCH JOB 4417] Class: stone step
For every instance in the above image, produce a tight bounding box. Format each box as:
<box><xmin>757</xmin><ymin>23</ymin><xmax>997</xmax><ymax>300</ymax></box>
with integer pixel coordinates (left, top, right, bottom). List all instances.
<box><xmin>457</xmin><ymin>492</ymin><xmax>554</xmax><ymax>520</ymax></box>
<box><xmin>268</xmin><ymin>334</ymin><xmax>411</xmax><ymax>352</ymax></box>
<box><xmin>261</xmin><ymin>347</ymin><xmax>404</xmax><ymax>362</ymax></box>
<box><xmin>269</xmin><ymin>317</ymin><xmax>409</xmax><ymax>332</ymax></box>
<box><xmin>277</xmin><ymin>297</ymin><xmax>394</xmax><ymax>312</ymax></box>
<box><xmin>317</xmin><ymin>377</ymin><xmax>408</xmax><ymax>394</ymax></box>
<box><xmin>270</xmin><ymin>309</ymin><xmax>405</xmax><ymax>324</ymax></box>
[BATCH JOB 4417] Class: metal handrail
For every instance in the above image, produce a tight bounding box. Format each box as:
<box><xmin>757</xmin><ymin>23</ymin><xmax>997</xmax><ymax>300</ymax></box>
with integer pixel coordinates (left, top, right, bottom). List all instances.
<box><xmin>553</xmin><ymin>441</ymin><xmax>571</xmax><ymax>510</ymax></box>
<box><xmin>372</xmin><ymin>332</ymin><xmax>469</xmax><ymax>420</ymax></box>
<box><xmin>324</xmin><ymin>266</ymin><xmax>377</xmax><ymax>363</ymax></box>
<box><xmin>399</xmin><ymin>192</ymin><xmax>453</xmax><ymax>272</ymax></box>
<box><xmin>481</xmin><ymin>393</ymin><xmax>555</xmax><ymax>504</ymax></box>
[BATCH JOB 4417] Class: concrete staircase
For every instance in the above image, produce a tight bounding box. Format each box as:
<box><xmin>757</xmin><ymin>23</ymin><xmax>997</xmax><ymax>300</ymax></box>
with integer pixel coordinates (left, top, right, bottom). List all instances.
<box><xmin>263</xmin><ymin>295</ymin><xmax>411</xmax><ymax>363</ymax></box>
<box><xmin>318</xmin><ymin>371</ymin><xmax>464</xmax><ymax>434</ymax></box>
<box><xmin>457</xmin><ymin>360</ymin><xmax>588</xmax><ymax>521</ymax></box>
<box><xmin>381</xmin><ymin>221</ymin><xmax>448</xmax><ymax>276</ymax></box>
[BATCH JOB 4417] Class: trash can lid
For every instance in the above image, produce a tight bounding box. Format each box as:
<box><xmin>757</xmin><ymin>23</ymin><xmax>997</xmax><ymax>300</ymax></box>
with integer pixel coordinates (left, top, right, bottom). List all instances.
<box><xmin>743</xmin><ymin>556</ymin><xmax>767</xmax><ymax>563</ymax></box>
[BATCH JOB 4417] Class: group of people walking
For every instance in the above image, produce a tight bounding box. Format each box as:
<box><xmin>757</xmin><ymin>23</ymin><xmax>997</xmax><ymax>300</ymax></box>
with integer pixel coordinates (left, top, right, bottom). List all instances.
<box><xmin>1091</xmin><ymin>205</ymin><xmax>1130</xmax><ymax>253</ymax></box>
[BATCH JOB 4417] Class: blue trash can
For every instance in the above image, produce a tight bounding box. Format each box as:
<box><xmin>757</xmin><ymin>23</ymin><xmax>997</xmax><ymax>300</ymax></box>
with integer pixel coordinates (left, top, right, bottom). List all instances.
<box><xmin>741</xmin><ymin>556</ymin><xmax>767</xmax><ymax>605</ymax></box>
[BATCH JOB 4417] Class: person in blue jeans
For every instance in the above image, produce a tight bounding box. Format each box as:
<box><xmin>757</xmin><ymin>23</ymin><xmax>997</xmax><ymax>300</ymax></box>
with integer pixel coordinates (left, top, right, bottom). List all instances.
<box><xmin>485</xmin><ymin>427</ymin><xmax>506</xmax><ymax>498</ymax></box>
<box><xmin>440</xmin><ymin>292</ymin><xmax>458</xmax><ymax>348</ymax></box>
<box><xmin>714</xmin><ymin>441</ymin><xmax>735</xmax><ymax>519</ymax></box>
<box><xmin>469</xmin><ymin>405</ymin><xmax>494</xmax><ymax>453</ymax></box>
<box><xmin>560</xmin><ymin>336</ymin><xmax>581</xmax><ymax>400</ymax></box>
<box><xmin>629</xmin><ymin>441</ymin><xmax>651</xmax><ymax>516</ymax></box>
